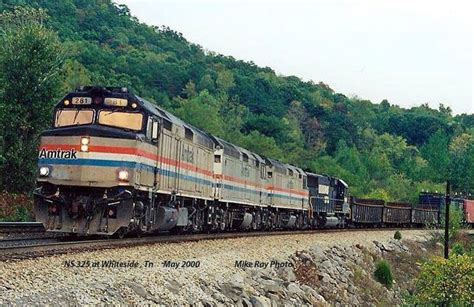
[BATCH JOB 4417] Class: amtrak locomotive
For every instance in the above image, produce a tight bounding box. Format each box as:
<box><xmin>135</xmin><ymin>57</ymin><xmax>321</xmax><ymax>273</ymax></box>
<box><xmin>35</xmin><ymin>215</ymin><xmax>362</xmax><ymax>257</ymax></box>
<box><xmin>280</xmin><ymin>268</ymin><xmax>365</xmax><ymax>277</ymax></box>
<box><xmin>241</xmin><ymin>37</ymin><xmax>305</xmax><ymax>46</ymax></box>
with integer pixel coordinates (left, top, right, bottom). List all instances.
<box><xmin>34</xmin><ymin>86</ymin><xmax>437</xmax><ymax>237</ymax></box>
<box><xmin>34</xmin><ymin>86</ymin><xmax>314</xmax><ymax>236</ymax></box>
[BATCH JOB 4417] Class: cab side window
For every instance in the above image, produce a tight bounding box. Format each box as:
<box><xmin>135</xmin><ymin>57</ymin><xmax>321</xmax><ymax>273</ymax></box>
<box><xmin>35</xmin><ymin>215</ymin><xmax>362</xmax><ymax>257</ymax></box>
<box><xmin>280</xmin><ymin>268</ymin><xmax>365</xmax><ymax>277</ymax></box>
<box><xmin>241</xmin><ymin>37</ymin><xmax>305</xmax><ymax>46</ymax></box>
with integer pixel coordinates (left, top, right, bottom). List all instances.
<box><xmin>146</xmin><ymin>116</ymin><xmax>160</xmax><ymax>143</ymax></box>
<box><xmin>146</xmin><ymin>117</ymin><xmax>153</xmax><ymax>139</ymax></box>
<box><xmin>152</xmin><ymin>121</ymin><xmax>159</xmax><ymax>141</ymax></box>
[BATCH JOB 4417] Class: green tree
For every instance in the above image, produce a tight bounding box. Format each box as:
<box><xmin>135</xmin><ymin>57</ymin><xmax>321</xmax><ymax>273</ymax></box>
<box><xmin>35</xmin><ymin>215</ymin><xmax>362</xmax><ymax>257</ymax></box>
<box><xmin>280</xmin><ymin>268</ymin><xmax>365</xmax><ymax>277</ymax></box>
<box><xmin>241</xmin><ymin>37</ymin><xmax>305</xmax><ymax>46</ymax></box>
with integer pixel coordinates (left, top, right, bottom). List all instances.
<box><xmin>449</xmin><ymin>133</ymin><xmax>474</xmax><ymax>193</ymax></box>
<box><xmin>197</xmin><ymin>74</ymin><xmax>215</xmax><ymax>92</ymax></box>
<box><xmin>364</xmin><ymin>188</ymin><xmax>390</xmax><ymax>202</ymax></box>
<box><xmin>0</xmin><ymin>7</ymin><xmax>63</xmax><ymax>192</ymax></box>
<box><xmin>421</xmin><ymin>129</ymin><xmax>450</xmax><ymax>183</ymax></box>
<box><xmin>182</xmin><ymin>80</ymin><xmax>197</xmax><ymax>98</ymax></box>
<box><xmin>219</xmin><ymin>96</ymin><xmax>248</xmax><ymax>141</ymax></box>
<box><xmin>334</xmin><ymin>140</ymin><xmax>368</xmax><ymax>181</ymax></box>
<box><xmin>239</xmin><ymin>130</ymin><xmax>284</xmax><ymax>160</ymax></box>
<box><xmin>62</xmin><ymin>59</ymin><xmax>91</xmax><ymax>91</ymax></box>
<box><xmin>215</xmin><ymin>69</ymin><xmax>235</xmax><ymax>93</ymax></box>
<box><xmin>171</xmin><ymin>90</ymin><xmax>223</xmax><ymax>136</ymax></box>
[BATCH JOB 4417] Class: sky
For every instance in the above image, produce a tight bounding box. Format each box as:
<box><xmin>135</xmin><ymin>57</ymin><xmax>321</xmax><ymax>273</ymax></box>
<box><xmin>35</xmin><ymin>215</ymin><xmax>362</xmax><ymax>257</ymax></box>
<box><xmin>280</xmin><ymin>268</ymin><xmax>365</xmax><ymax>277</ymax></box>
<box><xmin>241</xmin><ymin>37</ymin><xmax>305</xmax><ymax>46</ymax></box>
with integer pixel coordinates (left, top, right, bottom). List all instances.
<box><xmin>118</xmin><ymin>0</ymin><xmax>473</xmax><ymax>115</ymax></box>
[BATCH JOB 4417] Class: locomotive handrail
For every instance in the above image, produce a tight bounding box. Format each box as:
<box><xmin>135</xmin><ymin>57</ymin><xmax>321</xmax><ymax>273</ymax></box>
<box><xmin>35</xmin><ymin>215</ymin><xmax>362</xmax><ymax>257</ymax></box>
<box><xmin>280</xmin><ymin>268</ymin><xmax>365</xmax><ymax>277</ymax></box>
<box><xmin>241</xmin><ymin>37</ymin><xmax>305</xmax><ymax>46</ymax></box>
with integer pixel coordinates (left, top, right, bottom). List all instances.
<box><xmin>310</xmin><ymin>196</ymin><xmax>346</xmax><ymax>203</ymax></box>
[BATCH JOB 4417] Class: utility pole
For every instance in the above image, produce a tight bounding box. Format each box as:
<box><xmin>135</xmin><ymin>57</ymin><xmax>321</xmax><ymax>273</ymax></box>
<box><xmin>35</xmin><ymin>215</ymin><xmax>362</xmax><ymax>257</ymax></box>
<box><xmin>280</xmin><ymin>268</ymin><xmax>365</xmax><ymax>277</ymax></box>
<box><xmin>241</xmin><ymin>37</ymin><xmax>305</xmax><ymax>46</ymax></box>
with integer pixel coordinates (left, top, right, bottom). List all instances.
<box><xmin>444</xmin><ymin>180</ymin><xmax>450</xmax><ymax>259</ymax></box>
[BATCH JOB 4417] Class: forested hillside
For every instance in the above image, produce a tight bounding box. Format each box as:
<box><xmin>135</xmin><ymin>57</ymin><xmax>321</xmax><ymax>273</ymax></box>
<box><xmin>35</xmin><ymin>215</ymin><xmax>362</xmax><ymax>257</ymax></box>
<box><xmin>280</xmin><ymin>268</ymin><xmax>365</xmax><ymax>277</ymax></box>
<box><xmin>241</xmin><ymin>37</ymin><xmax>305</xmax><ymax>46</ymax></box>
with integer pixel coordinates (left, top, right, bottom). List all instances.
<box><xmin>0</xmin><ymin>0</ymin><xmax>473</xmax><ymax>203</ymax></box>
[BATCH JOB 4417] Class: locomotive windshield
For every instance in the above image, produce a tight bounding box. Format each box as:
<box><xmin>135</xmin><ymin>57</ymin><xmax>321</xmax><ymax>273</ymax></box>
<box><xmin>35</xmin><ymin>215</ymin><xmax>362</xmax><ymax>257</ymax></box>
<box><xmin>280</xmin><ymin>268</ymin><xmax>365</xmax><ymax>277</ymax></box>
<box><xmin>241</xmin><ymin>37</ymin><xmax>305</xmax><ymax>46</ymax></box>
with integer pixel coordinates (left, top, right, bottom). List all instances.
<box><xmin>55</xmin><ymin>109</ymin><xmax>94</xmax><ymax>127</ymax></box>
<box><xmin>54</xmin><ymin>108</ymin><xmax>143</xmax><ymax>131</ymax></box>
<box><xmin>98</xmin><ymin>110</ymin><xmax>143</xmax><ymax>131</ymax></box>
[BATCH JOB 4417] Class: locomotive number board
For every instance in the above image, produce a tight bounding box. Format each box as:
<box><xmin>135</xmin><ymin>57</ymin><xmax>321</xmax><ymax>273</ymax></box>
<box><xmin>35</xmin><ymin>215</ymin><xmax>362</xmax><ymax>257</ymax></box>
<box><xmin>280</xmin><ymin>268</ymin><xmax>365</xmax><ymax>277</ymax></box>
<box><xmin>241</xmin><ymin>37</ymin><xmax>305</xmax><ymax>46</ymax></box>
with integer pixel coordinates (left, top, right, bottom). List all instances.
<box><xmin>71</xmin><ymin>97</ymin><xmax>92</xmax><ymax>105</ymax></box>
<box><xmin>104</xmin><ymin>97</ymin><xmax>128</xmax><ymax>107</ymax></box>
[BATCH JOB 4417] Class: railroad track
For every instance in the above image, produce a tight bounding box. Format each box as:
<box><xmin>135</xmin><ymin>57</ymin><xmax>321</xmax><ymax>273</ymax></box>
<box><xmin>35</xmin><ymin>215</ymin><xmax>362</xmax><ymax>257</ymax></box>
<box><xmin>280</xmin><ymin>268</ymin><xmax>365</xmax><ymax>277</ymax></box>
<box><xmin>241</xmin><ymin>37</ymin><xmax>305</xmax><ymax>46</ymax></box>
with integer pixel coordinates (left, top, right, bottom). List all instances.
<box><xmin>0</xmin><ymin>236</ymin><xmax>65</xmax><ymax>248</ymax></box>
<box><xmin>0</xmin><ymin>222</ymin><xmax>44</xmax><ymax>234</ymax></box>
<box><xmin>0</xmin><ymin>227</ymin><xmax>407</xmax><ymax>261</ymax></box>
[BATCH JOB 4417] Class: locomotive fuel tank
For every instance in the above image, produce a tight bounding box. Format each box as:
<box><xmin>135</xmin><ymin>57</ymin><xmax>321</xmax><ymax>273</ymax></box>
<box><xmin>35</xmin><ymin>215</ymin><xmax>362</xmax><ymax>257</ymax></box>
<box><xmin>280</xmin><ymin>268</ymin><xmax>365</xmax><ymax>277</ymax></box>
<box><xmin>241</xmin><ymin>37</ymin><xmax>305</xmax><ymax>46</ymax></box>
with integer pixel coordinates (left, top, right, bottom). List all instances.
<box><xmin>154</xmin><ymin>207</ymin><xmax>188</xmax><ymax>231</ymax></box>
<box><xmin>323</xmin><ymin>216</ymin><xmax>339</xmax><ymax>227</ymax></box>
<box><xmin>283</xmin><ymin>215</ymin><xmax>297</xmax><ymax>228</ymax></box>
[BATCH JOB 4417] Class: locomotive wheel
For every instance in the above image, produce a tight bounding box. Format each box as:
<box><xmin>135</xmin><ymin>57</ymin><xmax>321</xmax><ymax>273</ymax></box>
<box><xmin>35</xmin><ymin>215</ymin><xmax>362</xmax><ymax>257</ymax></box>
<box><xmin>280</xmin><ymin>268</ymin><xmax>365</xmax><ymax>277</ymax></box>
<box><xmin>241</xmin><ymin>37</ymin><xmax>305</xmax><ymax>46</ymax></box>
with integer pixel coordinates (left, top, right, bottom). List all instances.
<box><xmin>219</xmin><ymin>221</ymin><xmax>226</xmax><ymax>232</ymax></box>
<box><xmin>296</xmin><ymin>214</ymin><xmax>303</xmax><ymax>229</ymax></box>
<box><xmin>114</xmin><ymin>227</ymin><xmax>127</xmax><ymax>239</ymax></box>
<box><xmin>255</xmin><ymin>212</ymin><xmax>261</xmax><ymax>230</ymax></box>
<box><xmin>251</xmin><ymin>212</ymin><xmax>259</xmax><ymax>230</ymax></box>
<box><xmin>265</xmin><ymin>214</ymin><xmax>272</xmax><ymax>230</ymax></box>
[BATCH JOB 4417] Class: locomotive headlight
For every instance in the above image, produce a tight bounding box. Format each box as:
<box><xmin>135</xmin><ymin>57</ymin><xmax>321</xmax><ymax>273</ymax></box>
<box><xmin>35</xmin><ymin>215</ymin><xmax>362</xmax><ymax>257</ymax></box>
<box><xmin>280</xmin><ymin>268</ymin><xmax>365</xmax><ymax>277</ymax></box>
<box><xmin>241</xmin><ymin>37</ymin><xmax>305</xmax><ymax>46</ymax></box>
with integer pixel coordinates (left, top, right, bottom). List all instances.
<box><xmin>80</xmin><ymin>137</ymin><xmax>89</xmax><ymax>152</ymax></box>
<box><xmin>39</xmin><ymin>166</ymin><xmax>50</xmax><ymax>177</ymax></box>
<box><xmin>118</xmin><ymin>170</ymin><xmax>129</xmax><ymax>181</ymax></box>
<box><xmin>81</xmin><ymin>137</ymin><xmax>89</xmax><ymax>145</ymax></box>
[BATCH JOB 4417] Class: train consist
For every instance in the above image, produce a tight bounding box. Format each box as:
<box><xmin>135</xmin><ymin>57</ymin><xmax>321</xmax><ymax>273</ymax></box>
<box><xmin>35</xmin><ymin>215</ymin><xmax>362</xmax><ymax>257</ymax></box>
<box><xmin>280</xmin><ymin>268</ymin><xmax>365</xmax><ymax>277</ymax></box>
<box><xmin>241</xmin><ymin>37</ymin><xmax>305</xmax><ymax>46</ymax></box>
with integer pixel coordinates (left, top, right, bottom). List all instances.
<box><xmin>34</xmin><ymin>86</ymin><xmax>444</xmax><ymax>236</ymax></box>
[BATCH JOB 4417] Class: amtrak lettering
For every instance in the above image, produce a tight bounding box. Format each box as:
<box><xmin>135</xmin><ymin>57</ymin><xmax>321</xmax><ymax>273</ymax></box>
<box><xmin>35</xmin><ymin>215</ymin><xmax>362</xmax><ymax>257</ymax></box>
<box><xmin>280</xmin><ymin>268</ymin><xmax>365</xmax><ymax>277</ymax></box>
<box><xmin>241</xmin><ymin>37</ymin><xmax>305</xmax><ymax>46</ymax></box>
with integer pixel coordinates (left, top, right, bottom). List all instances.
<box><xmin>38</xmin><ymin>148</ymin><xmax>78</xmax><ymax>159</ymax></box>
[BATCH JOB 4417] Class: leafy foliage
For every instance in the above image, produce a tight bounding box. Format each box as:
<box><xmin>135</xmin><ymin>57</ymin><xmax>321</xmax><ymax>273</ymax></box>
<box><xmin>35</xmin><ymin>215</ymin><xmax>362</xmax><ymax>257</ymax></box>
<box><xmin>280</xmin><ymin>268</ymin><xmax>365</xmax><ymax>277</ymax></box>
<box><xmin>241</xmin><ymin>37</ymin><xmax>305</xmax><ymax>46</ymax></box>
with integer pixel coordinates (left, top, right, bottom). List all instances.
<box><xmin>374</xmin><ymin>260</ymin><xmax>393</xmax><ymax>288</ymax></box>
<box><xmin>0</xmin><ymin>6</ymin><xmax>63</xmax><ymax>192</ymax></box>
<box><xmin>0</xmin><ymin>0</ymin><xmax>472</xmax><ymax>201</ymax></box>
<box><xmin>414</xmin><ymin>254</ymin><xmax>474</xmax><ymax>305</ymax></box>
<box><xmin>451</xmin><ymin>242</ymin><xmax>465</xmax><ymax>256</ymax></box>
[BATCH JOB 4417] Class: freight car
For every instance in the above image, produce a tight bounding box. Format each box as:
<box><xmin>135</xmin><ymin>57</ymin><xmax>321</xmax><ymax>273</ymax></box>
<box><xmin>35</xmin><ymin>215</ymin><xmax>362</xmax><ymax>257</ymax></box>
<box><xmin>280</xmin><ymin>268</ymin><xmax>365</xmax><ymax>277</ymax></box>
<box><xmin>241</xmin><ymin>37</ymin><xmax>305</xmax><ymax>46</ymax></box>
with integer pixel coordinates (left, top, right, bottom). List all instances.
<box><xmin>383</xmin><ymin>202</ymin><xmax>412</xmax><ymax>226</ymax></box>
<box><xmin>418</xmin><ymin>192</ymin><xmax>445</xmax><ymax>210</ymax></box>
<box><xmin>34</xmin><ymin>86</ymin><xmax>439</xmax><ymax>236</ymax></box>
<box><xmin>411</xmin><ymin>207</ymin><xmax>439</xmax><ymax>226</ymax></box>
<box><xmin>463</xmin><ymin>199</ymin><xmax>474</xmax><ymax>225</ymax></box>
<box><xmin>350</xmin><ymin>198</ymin><xmax>385</xmax><ymax>225</ymax></box>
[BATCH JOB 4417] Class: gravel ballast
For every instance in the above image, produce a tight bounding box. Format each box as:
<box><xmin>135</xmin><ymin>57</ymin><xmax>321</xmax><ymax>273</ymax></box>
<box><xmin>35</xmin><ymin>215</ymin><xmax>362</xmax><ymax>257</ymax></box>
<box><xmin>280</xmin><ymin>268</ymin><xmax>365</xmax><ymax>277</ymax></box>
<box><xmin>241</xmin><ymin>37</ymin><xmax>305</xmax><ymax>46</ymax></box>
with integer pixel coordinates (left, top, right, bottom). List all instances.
<box><xmin>0</xmin><ymin>229</ymin><xmax>433</xmax><ymax>305</ymax></box>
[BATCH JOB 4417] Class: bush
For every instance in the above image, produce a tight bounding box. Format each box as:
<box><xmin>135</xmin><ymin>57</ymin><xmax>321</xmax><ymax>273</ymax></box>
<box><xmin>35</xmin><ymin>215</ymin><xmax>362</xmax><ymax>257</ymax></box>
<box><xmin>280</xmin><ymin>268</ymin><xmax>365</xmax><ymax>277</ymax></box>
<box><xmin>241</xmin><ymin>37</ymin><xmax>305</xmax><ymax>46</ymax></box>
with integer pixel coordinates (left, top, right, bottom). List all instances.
<box><xmin>451</xmin><ymin>242</ymin><xmax>465</xmax><ymax>256</ymax></box>
<box><xmin>374</xmin><ymin>260</ymin><xmax>393</xmax><ymax>288</ymax></box>
<box><xmin>394</xmin><ymin>230</ymin><xmax>402</xmax><ymax>240</ymax></box>
<box><xmin>414</xmin><ymin>254</ymin><xmax>474</xmax><ymax>305</ymax></box>
<box><xmin>0</xmin><ymin>206</ymin><xmax>32</xmax><ymax>222</ymax></box>
<box><xmin>0</xmin><ymin>192</ymin><xmax>34</xmax><ymax>222</ymax></box>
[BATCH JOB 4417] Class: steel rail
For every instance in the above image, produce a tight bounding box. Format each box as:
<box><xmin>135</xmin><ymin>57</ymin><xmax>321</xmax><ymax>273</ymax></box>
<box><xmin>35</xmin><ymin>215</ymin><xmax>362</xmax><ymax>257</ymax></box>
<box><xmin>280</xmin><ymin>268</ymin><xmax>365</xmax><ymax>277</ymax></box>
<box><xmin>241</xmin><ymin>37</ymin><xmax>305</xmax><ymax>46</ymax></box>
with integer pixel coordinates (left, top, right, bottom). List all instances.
<box><xmin>0</xmin><ymin>227</ymin><xmax>407</xmax><ymax>261</ymax></box>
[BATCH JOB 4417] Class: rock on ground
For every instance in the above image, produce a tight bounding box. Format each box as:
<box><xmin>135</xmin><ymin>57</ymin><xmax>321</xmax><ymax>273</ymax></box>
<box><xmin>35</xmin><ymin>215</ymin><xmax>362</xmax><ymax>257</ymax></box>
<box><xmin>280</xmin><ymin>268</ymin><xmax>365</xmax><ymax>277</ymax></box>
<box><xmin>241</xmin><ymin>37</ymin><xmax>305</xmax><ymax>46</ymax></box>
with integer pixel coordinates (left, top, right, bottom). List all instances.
<box><xmin>0</xmin><ymin>230</ymin><xmax>433</xmax><ymax>305</ymax></box>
